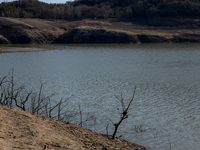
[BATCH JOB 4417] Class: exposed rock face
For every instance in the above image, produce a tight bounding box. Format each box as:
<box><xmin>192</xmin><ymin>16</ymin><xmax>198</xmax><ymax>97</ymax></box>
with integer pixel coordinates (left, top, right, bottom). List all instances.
<box><xmin>0</xmin><ymin>35</ymin><xmax>11</xmax><ymax>44</ymax></box>
<box><xmin>55</xmin><ymin>28</ymin><xmax>175</xmax><ymax>44</ymax></box>
<box><xmin>173</xmin><ymin>33</ymin><xmax>200</xmax><ymax>43</ymax></box>
<box><xmin>55</xmin><ymin>28</ymin><xmax>138</xmax><ymax>43</ymax></box>
<box><xmin>2</xmin><ymin>27</ymin><xmax>64</xmax><ymax>44</ymax></box>
<box><xmin>55</xmin><ymin>27</ymin><xmax>200</xmax><ymax>44</ymax></box>
<box><xmin>137</xmin><ymin>35</ymin><xmax>169</xmax><ymax>43</ymax></box>
<box><xmin>0</xmin><ymin>17</ymin><xmax>200</xmax><ymax>44</ymax></box>
<box><xmin>0</xmin><ymin>17</ymin><xmax>64</xmax><ymax>44</ymax></box>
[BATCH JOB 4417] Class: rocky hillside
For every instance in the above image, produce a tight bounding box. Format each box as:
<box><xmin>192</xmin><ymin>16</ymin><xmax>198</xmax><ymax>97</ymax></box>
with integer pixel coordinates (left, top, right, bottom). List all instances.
<box><xmin>0</xmin><ymin>17</ymin><xmax>200</xmax><ymax>44</ymax></box>
<box><xmin>0</xmin><ymin>17</ymin><xmax>64</xmax><ymax>44</ymax></box>
<box><xmin>0</xmin><ymin>105</ymin><xmax>148</xmax><ymax>150</ymax></box>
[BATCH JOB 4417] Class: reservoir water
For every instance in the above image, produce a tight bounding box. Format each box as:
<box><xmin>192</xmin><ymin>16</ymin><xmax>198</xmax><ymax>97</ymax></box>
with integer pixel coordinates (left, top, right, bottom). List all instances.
<box><xmin>0</xmin><ymin>43</ymin><xmax>200</xmax><ymax>150</ymax></box>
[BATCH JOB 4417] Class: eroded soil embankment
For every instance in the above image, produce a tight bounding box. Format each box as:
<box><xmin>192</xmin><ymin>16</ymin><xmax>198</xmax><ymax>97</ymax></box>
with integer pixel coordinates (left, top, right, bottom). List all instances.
<box><xmin>0</xmin><ymin>105</ymin><xmax>148</xmax><ymax>150</ymax></box>
<box><xmin>0</xmin><ymin>17</ymin><xmax>200</xmax><ymax>44</ymax></box>
<box><xmin>55</xmin><ymin>27</ymin><xmax>200</xmax><ymax>43</ymax></box>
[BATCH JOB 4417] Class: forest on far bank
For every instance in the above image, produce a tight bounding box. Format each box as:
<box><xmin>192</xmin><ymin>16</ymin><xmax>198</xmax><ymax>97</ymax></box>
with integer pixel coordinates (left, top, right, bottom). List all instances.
<box><xmin>0</xmin><ymin>0</ymin><xmax>200</xmax><ymax>20</ymax></box>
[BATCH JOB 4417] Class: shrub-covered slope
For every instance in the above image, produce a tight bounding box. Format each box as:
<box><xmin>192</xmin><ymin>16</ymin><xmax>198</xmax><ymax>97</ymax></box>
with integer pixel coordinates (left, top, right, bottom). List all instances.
<box><xmin>0</xmin><ymin>0</ymin><xmax>200</xmax><ymax>20</ymax></box>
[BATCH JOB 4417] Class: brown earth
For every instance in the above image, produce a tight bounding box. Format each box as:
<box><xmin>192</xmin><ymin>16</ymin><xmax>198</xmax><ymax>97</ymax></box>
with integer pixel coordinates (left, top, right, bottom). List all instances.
<box><xmin>0</xmin><ymin>47</ymin><xmax>49</xmax><ymax>53</ymax></box>
<box><xmin>0</xmin><ymin>17</ymin><xmax>200</xmax><ymax>44</ymax></box>
<box><xmin>0</xmin><ymin>17</ymin><xmax>65</xmax><ymax>44</ymax></box>
<box><xmin>0</xmin><ymin>105</ymin><xmax>148</xmax><ymax>150</ymax></box>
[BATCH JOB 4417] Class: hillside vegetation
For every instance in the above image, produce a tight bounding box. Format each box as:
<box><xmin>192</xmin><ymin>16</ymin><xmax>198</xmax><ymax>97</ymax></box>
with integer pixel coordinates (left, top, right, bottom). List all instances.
<box><xmin>0</xmin><ymin>0</ymin><xmax>200</xmax><ymax>20</ymax></box>
<box><xmin>0</xmin><ymin>0</ymin><xmax>200</xmax><ymax>44</ymax></box>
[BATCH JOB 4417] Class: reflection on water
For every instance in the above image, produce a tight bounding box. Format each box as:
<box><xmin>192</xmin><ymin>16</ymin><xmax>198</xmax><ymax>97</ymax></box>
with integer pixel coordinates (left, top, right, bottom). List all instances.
<box><xmin>1</xmin><ymin>43</ymin><xmax>200</xmax><ymax>150</ymax></box>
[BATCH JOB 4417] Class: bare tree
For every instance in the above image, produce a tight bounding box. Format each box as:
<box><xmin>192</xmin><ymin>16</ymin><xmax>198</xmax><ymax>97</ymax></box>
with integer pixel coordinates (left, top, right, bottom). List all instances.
<box><xmin>0</xmin><ymin>71</ymin><xmax>71</xmax><ymax>121</ymax></box>
<box><xmin>111</xmin><ymin>87</ymin><xmax>136</xmax><ymax>139</ymax></box>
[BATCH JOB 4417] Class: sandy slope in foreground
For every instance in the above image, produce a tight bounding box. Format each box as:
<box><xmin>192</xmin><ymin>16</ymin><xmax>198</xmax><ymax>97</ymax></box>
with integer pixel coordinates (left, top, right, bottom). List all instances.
<box><xmin>0</xmin><ymin>106</ymin><xmax>148</xmax><ymax>150</ymax></box>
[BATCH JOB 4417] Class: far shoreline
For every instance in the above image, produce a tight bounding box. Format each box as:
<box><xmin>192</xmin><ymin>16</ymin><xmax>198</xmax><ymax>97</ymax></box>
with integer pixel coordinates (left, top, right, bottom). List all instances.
<box><xmin>1</xmin><ymin>42</ymin><xmax>200</xmax><ymax>53</ymax></box>
<box><xmin>1</xmin><ymin>17</ymin><xmax>200</xmax><ymax>45</ymax></box>
<box><xmin>0</xmin><ymin>47</ymin><xmax>49</xmax><ymax>53</ymax></box>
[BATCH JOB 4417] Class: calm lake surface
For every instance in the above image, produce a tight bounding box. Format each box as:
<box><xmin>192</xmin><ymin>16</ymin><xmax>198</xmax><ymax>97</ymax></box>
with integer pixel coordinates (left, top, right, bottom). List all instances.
<box><xmin>1</xmin><ymin>43</ymin><xmax>200</xmax><ymax>150</ymax></box>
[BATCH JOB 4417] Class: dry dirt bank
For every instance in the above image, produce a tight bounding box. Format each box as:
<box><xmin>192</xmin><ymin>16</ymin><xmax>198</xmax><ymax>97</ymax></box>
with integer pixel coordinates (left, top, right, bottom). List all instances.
<box><xmin>0</xmin><ymin>47</ymin><xmax>49</xmax><ymax>53</ymax></box>
<box><xmin>0</xmin><ymin>105</ymin><xmax>148</xmax><ymax>150</ymax></box>
<box><xmin>0</xmin><ymin>17</ymin><xmax>200</xmax><ymax>44</ymax></box>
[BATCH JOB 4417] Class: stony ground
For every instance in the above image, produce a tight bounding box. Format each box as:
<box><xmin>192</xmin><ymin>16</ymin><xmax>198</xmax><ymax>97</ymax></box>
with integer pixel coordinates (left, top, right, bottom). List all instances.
<box><xmin>0</xmin><ymin>105</ymin><xmax>148</xmax><ymax>150</ymax></box>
